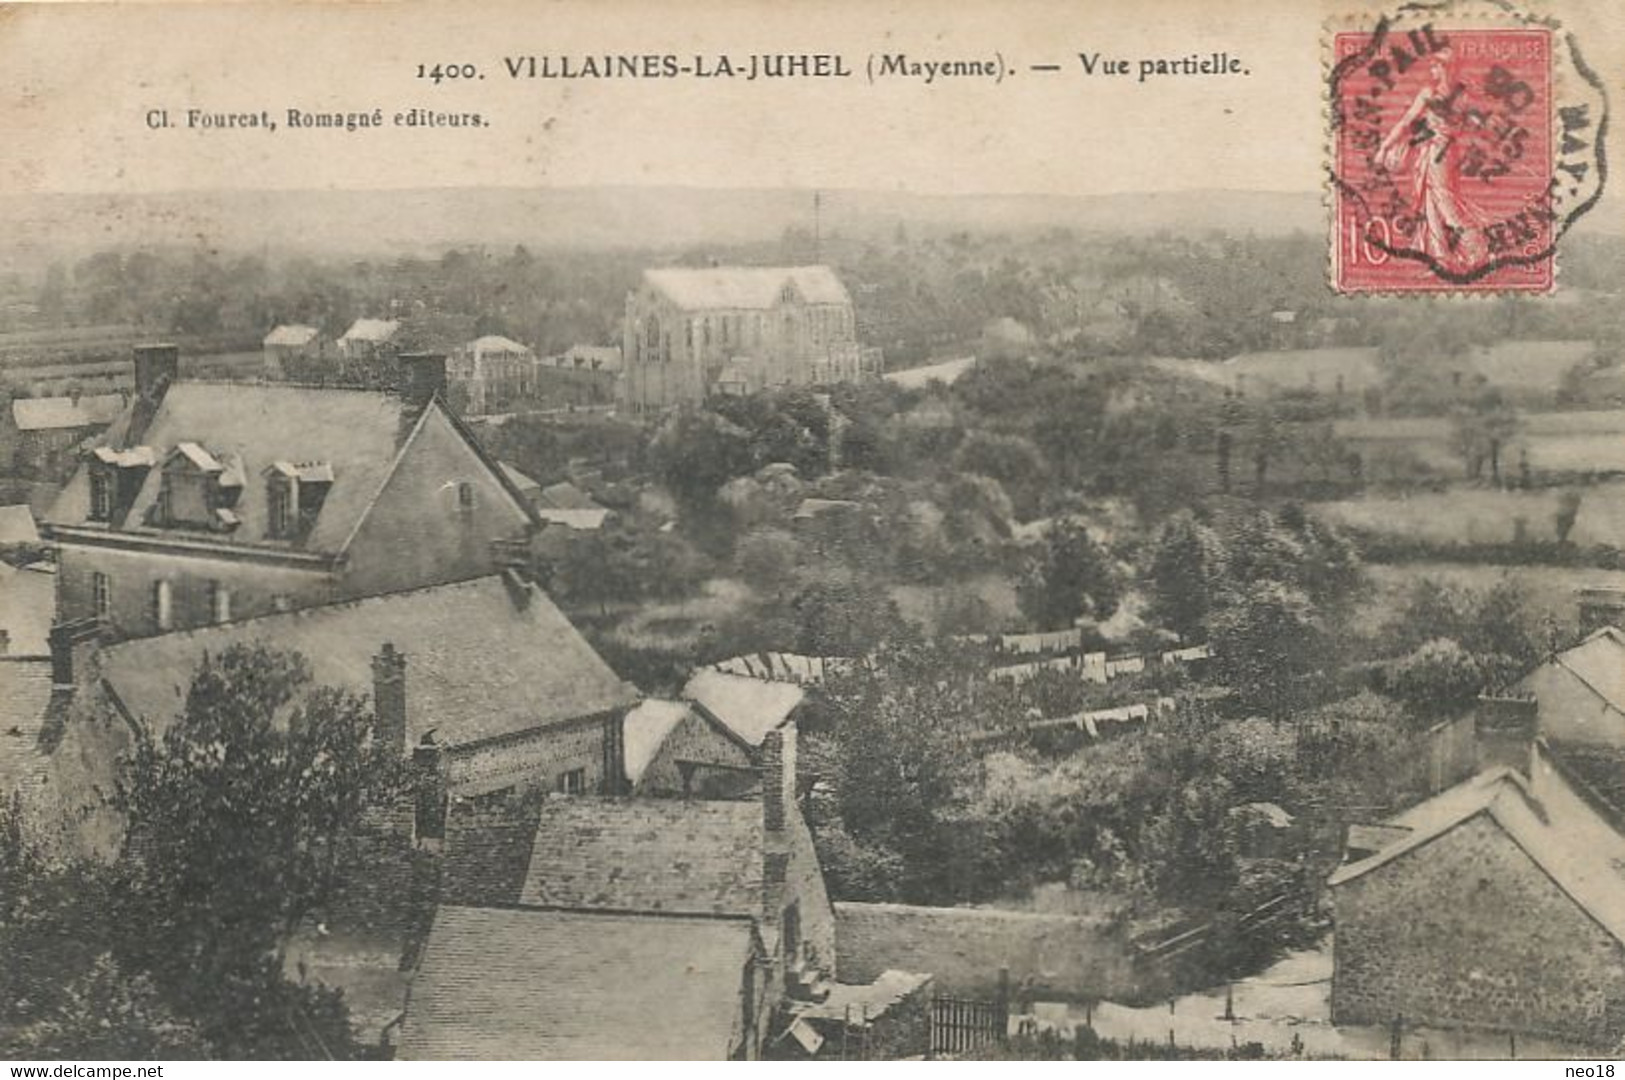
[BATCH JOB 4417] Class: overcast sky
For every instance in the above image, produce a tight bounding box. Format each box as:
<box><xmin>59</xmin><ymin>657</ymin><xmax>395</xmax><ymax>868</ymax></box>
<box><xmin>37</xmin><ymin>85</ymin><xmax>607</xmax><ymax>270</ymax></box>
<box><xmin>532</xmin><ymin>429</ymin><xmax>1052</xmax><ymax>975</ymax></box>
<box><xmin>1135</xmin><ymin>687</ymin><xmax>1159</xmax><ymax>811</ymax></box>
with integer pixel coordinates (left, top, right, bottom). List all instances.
<box><xmin>3</xmin><ymin>0</ymin><xmax>1620</xmax><ymax>201</ymax></box>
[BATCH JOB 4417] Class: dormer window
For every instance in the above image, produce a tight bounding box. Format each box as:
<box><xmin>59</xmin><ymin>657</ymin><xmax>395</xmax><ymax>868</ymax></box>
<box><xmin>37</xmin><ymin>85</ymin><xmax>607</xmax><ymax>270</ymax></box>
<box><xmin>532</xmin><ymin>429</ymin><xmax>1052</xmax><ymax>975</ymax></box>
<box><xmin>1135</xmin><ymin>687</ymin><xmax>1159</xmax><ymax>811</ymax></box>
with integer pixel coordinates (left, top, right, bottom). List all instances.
<box><xmin>90</xmin><ymin>445</ymin><xmax>156</xmax><ymax>524</ymax></box>
<box><xmin>265</xmin><ymin>460</ymin><xmax>333</xmax><ymax>540</ymax></box>
<box><xmin>89</xmin><ymin>466</ymin><xmax>113</xmax><ymax>521</ymax></box>
<box><xmin>267</xmin><ymin>474</ymin><xmax>294</xmax><ymax>538</ymax></box>
<box><xmin>156</xmin><ymin>442</ymin><xmax>241</xmax><ymax>530</ymax></box>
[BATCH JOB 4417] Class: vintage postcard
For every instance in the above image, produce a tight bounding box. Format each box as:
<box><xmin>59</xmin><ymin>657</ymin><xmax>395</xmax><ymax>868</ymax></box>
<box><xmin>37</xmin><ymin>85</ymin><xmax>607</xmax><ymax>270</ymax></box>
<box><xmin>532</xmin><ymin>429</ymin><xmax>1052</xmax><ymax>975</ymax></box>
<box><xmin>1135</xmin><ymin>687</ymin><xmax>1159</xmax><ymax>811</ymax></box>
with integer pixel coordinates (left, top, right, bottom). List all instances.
<box><xmin>1</xmin><ymin>0</ymin><xmax>1623</xmax><ymax>1066</ymax></box>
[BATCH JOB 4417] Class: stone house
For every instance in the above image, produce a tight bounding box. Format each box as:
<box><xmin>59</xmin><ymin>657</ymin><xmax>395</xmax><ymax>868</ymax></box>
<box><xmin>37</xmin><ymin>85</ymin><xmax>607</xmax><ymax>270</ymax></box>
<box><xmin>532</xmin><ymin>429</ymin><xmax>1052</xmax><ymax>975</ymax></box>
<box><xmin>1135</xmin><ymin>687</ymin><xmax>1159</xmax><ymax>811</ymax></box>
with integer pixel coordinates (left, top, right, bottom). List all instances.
<box><xmin>432</xmin><ymin>721</ymin><xmax>836</xmax><ymax>1052</ymax></box>
<box><xmin>81</xmin><ymin>572</ymin><xmax>638</xmax><ymax>801</ymax></box>
<box><xmin>620</xmin><ymin>265</ymin><xmax>879</xmax><ymax>411</ymax></box>
<box><xmin>1329</xmin><ymin>756</ymin><xmax>1625</xmax><ymax>1047</ymax></box>
<box><xmin>42</xmin><ymin>346</ymin><xmax>540</xmax><ymax>640</ymax></box>
<box><xmin>338</xmin><ymin>318</ymin><xmax>401</xmax><ymax>363</ymax></box>
<box><xmin>446</xmin><ymin>335</ymin><xmax>539</xmax><ymax>416</ymax></box>
<box><xmin>1517</xmin><ymin>625</ymin><xmax>1625</xmax><ymax>747</ymax></box>
<box><xmin>261</xmin><ymin>324</ymin><xmax>327</xmax><ymax>378</ymax></box>
<box><xmin>7</xmin><ymin>393</ymin><xmax>128</xmax><ymax>478</ymax></box>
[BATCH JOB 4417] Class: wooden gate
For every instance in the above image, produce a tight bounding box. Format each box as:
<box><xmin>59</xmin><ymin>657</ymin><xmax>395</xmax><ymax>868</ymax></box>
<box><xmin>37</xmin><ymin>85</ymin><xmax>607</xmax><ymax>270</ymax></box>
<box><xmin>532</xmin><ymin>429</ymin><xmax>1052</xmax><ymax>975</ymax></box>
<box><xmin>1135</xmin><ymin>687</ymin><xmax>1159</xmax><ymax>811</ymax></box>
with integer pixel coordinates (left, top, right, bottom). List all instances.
<box><xmin>928</xmin><ymin>994</ymin><xmax>1008</xmax><ymax>1058</ymax></box>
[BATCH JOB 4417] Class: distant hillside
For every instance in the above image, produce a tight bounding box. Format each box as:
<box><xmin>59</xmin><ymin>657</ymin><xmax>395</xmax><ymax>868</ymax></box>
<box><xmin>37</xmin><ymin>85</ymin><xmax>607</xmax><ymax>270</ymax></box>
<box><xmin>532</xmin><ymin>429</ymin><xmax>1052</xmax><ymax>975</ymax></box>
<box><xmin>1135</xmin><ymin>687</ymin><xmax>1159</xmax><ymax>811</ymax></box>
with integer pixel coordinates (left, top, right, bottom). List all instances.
<box><xmin>1</xmin><ymin>186</ymin><xmax>1326</xmax><ymax>266</ymax></box>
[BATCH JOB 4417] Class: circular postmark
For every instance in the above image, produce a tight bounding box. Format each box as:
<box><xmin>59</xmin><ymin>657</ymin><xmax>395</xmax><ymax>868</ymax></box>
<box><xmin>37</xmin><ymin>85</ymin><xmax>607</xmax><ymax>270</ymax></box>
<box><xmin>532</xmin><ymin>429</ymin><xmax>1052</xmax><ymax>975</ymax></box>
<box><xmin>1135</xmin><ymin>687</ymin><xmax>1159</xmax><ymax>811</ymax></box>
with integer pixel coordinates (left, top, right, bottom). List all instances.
<box><xmin>1327</xmin><ymin>0</ymin><xmax>1608</xmax><ymax>293</ymax></box>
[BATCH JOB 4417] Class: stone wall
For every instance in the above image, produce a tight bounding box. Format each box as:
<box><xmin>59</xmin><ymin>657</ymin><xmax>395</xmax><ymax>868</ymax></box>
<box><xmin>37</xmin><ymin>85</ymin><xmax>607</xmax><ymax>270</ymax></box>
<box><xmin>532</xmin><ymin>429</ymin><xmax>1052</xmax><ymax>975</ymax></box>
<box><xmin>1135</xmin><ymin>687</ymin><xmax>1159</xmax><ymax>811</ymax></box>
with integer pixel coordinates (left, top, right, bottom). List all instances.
<box><xmin>447</xmin><ymin>714</ymin><xmax>612</xmax><ymax>798</ymax></box>
<box><xmin>1332</xmin><ymin>814</ymin><xmax>1625</xmax><ymax>1046</ymax></box>
<box><xmin>834</xmin><ymin>902</ymin><xmax>1139</xmax><ymax>1001</ymax></box>
<box><xmin>58</xmin><ymin>542</ymin><xmax>333</xmax><ymax>638</ymax></box>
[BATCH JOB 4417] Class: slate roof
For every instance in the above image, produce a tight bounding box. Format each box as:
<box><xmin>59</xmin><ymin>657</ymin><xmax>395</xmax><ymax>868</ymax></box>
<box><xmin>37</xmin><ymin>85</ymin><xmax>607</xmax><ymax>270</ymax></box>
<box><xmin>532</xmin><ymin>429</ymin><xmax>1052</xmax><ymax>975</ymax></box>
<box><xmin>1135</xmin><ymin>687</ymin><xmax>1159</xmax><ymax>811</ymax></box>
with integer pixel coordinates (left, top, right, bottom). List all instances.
<box><xmin>683</xmin><ymin>668</ymin><xmax>804</xmax><ymax>748</ymax></box>
<box><xmin>496</xmin><ymin>461</ymin><xmax>541</xmax><ymax>495</ymax></box>
<box><xmin>1329</xmin><ymin>766</ymin><xmax>1625</xmax><ymax>945</ymax></box>
<box><xmin>644</xmin><ymin>266</ymin><xmax>851</xmax><ymax>310</ymax></box>
<box><xmin>440</xmin><ymin>796</ymin><xmax>546</xmax><ymax>907</ymax></box>
<box><xmin>537</xmin><ymin>480</ymin><xmax>603</xmax><ymax>511</ymax></box>
<box><xmin>96</xmin><ymin>574</ymin><xmax>637</xmax><ymax>749</ymax></box>
<box><xmin>519</xmin><ymin>795</ymin><xmax>765</xmax><ymax>916</ymax></box>
<box><xmin>11</xmin><ymin>394</ymin><xmax>127</xmax><ymax>432</ymax></box>
<box><xmin>48</xmin><ymin>382</ymin><xmax>415</xmax><ymax>553</ymax></box>
<box><xmin>340</xmin><ymin>318</ymin><xmax>400</xmax><ymax>343</ymax></box>
<box><xmin>0</xmin><ymin>504</ymin><xmax>39</xmax><ymax>544</ymax></box>
<box><xmin>398</xmin><ymin>905</ymin><xmax>755</xmax><ymax>1060</ymax></box>
<box><xmin>533</xmin><ymin>507</ymin><xmax>609</xmax><ymax>531</ymax></box>
<box><xmin>263</xmin><ymin>324</ymin><xmax>320</xmax><ymax>348</ymax></box>
<box><xmin>1540</xmin><ymin>739</ymin><xmax>1625</xmax><ymax>829</ymax></box>
<box><xmin>623</xmin><ymin>698</ymin><xmax>693</xmax><ymax>784</ymax></box>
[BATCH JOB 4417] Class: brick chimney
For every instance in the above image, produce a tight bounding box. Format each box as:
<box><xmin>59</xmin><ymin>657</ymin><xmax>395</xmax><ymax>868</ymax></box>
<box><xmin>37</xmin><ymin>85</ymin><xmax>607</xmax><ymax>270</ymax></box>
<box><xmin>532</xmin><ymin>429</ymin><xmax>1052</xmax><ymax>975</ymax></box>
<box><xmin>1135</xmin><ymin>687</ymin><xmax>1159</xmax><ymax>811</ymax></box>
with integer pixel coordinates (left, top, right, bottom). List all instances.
<box><xmin>760</xmin><ymin>722</ymin><xmax>797</xmax><ymax>834</ymax></box>
<box><xmin>133</xmin><ymin>344</ymin><xmax>179</xmax><ymax>407</ymax></box>
<box><xmin>1476</xmin><ymin>691</ymin><xmax>1539</xmax><ymax>772</ymax></box>
<box><xmin>47</xmin><ymin>617</ymin><xmax>104</xmax><ymax>690</ymax></box>
<box><xmin>127</xmin><ymin>344</ymin><xmax>179</xmax><ymax>445</ymax></box>
<box><xmin>397</xmin><ymin>353</ymin><xmax>447</xmax><ymax>408</ymax></box>
<box><xmin>412</xmin><ymin>733</ymin><xmax>447</xmax><ymax>844</ymax></box>
<box><xmin>372</xmin><ymin>642</ymin><xmax>408</xmax><ymax>755</ymax></box>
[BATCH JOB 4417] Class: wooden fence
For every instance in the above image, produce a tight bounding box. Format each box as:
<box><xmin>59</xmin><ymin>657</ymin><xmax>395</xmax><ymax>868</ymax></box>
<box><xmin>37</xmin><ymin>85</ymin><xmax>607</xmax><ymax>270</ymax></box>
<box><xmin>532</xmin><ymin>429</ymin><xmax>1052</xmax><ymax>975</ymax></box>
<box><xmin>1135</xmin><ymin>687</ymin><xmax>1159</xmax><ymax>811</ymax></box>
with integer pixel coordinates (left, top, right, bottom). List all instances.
<box><xmin>928</xmin><ymin>967</ymin><xmax>1010</xmax><ymax>1058</ymax></box>
<box><xmin>928</xmin><ymin>994</ymin><xmax>1008</xmax><ymax>1058</ymax></box>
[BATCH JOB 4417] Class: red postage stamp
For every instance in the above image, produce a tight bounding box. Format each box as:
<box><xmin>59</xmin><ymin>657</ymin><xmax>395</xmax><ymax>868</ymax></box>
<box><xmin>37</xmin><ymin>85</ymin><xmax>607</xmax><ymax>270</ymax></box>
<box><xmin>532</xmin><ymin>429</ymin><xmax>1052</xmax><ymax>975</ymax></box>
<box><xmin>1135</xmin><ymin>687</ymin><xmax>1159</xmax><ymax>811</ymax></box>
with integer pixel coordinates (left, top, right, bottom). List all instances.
<box><xmin>1328</xmin><ymin>4</ymin><xmax>1606</xmax><ymax>294</ymax></box>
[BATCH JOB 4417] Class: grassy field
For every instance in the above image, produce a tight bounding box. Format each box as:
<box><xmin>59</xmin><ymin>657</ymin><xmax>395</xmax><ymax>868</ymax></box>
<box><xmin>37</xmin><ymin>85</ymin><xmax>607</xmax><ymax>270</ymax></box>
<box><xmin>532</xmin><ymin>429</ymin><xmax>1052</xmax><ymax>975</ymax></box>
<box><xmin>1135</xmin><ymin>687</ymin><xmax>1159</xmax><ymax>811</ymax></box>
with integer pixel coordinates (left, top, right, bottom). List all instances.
<box><xmin>1335</xmin><ymin>409</ymin><xmax>1625</xmax><ymax>476</ymax></box>
<box><xmin>1314</xmin><ymin>481</ymin><xmax>1625</xmax><ymax>548</ymax></box>
<box><xmin>1356</xmin><ymin>561</ymin><xmax>1625</xmax><ymax>636</ymax></box>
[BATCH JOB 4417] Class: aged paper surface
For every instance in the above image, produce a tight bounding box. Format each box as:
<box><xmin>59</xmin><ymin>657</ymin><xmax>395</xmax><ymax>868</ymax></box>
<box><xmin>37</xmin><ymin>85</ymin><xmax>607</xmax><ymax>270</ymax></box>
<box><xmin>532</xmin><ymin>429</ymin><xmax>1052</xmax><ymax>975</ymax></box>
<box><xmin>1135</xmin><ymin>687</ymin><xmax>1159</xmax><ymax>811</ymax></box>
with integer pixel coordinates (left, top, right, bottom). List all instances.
<box><xmin>2</xmin><ymin>0</ymin><xmax>1625</xmax><ymax>1064</ymax></box>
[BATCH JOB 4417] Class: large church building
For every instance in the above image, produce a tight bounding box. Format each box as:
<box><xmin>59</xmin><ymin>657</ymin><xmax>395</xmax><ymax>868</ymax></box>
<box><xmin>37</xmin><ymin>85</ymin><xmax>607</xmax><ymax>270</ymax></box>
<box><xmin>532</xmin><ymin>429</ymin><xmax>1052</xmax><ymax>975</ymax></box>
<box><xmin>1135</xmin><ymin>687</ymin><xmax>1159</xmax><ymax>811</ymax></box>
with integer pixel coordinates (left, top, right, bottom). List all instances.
<box><xmin>619</xmin><ymin>265</ymin><xmax>880</xmax><ymax>411</ymax></box>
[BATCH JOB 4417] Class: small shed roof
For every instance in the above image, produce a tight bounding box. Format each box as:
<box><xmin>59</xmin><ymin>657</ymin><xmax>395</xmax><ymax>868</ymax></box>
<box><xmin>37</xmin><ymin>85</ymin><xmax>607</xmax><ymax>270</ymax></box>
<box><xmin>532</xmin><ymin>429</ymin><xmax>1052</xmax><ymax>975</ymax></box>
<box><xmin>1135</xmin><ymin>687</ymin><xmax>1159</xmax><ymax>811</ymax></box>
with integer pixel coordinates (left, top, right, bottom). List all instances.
<box><xmin>11</xmin><ymin>394</ymin><xmax>127</xmax><ymax>432</ymax></box>
<box><xmin>682</xmin><ymin>668</ymin><xmax>804</xmax><ymax>748</ymax></box>
<box><xmin>398</xmin><ymin>905</ymin><xmax>756</xmax><ymax>1060</ymax></box>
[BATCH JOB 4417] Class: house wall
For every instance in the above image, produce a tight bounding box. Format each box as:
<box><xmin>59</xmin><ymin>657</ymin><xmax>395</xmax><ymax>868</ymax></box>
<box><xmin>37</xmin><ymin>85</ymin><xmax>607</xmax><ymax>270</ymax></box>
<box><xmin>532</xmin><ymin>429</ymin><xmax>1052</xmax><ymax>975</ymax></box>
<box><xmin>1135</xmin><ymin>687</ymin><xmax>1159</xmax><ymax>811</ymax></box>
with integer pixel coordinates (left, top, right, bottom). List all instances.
<box><xmin>636</xmin><ymin>710</ymin><xmax>753</xmax><ymax>796</ymax></box>
<box><xmin>787</xmin><ymin>808</ymin><xmax>838</xmax><ymax>981</ymax></box>
<box><xmin>445</xmin><ymin>713</ymin><xmax>617</xmax><ymax>798</ymax></box>
<box><xmin>18</xmin><ymin>427</ymin><xmax>96</xmax><ymax>478</ymax></box>
<box><xmin>337</xmin><ymin>406</ymin><xmax>533</xmax><ymax>601</ymax></box>
<box><xmin>1331</xmin><ymin>813</ymin><xmax>1625</xmax><ymax>1045</ymax></box>
<box><xmin>833</xmin><ymin>902</ymin><xmax>1140</xmax><ymax>1001</ymax></box>
<box><xmin>57</xmin><ymin>542</ymin><xmax>334</xmax><ymax>638</ymax></box>
<box><xmin>1528</xmin><ymin>664</ymin><xmax>1625</xmax><ymax>746</ymax></box>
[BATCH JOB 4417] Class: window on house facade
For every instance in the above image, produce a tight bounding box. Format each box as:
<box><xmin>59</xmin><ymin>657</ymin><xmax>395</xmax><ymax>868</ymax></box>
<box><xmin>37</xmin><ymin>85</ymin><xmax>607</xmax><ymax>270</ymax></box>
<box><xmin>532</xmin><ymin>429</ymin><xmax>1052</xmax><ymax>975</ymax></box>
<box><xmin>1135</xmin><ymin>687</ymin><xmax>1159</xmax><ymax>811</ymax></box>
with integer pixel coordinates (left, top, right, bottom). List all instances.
<box><xmin>153</xmin><ymin>580</ymin><xmax>173</xmax><ymax>632</ymax></box>
<box><xmin>557</xmin><ymin>767</ymin><xmax>587</xmax><ymax>795</ymax></box>
<box><xmin>89</xmin><ymin>468</ymin><xmax>112</xmax><ymax>522</ymax></box>
<box><xmin>456</xmin><ymin>481</ymin><xmax>476</xmax><ymax>514</ymax></box>
<box><xmin>92</xmin><ymin>572</ymin><xmax>110</xmax><ymax>618</ymax></box>
<box><xmin>267</xmin><ymin>476</ymin><xmax>293</xmax><ymax>538</ymax></box>
<box><xmin>209</xmin><ymin>581</ymin><xmax>231</xmax><ymax>624</ymax></box>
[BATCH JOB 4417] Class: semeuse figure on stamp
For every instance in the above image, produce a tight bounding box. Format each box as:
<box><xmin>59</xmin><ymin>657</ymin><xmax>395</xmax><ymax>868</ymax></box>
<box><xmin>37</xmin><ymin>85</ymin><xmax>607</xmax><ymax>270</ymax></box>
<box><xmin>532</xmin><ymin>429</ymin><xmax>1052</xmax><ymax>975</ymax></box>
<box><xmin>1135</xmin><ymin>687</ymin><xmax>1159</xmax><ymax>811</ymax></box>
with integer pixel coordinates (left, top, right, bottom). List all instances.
<box><xmin>1374</xmin><ymin>47</ymin><xmax>1491</xmax><ymax>274</ymax></box>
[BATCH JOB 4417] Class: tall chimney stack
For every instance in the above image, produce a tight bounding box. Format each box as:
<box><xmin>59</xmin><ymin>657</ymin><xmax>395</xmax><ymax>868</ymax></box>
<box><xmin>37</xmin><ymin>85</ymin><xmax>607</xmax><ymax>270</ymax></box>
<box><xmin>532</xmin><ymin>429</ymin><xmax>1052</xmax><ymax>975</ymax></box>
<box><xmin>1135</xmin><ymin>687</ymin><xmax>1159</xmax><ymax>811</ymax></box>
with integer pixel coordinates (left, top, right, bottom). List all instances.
<box><xmin>760</xmin><ymin>722</ymin><xmax>797</xmax><ymax>834</ymax></box>
<box><xmin>372</xmin><ymin>642</ymin><xmax>408</xmax><ymax>755</ymax></box>
<box><xmin>412</xmin><ymin>733</ymin><xmax>447</xmax><ymax>843</ymax></box>
<box><xmin>133</xmin><ymin>344</ymin><xmax>179</xmax><ymax>406</ymax></box>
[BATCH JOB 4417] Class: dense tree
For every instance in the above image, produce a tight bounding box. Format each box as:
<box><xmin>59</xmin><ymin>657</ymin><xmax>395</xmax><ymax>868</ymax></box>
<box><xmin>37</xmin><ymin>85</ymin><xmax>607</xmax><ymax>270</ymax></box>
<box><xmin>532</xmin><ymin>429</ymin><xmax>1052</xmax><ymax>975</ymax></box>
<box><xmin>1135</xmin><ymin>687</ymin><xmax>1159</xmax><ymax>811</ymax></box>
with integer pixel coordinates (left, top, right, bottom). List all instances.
<box><xmin>113</xmin><ymin>645</ymin><xmax>409</xmax><ymax>1058</ymax></box>
<box><xmin>1145</xmin><ymin>512</ymin><xmax>1227</xmax><ymax>643</ymax></box>
<box><xmin>1016</xmin><ymin>521</ymin><xmax>1121</xmax><ymax>631</ymax></box>
<box><xmin>1208</xmin><ymin>582</ymin><xmax>1331</xmax><ymax>716</ymax></box>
